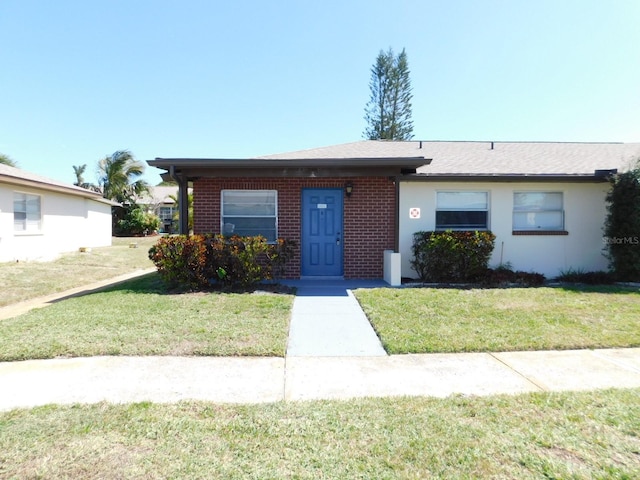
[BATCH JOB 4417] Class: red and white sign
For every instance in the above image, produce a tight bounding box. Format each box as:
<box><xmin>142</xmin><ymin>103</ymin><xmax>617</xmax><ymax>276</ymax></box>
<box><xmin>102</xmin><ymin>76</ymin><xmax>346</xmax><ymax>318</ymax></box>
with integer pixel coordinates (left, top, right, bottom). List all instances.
<box><xmin>409</xmin><ymin>207</ymin><xmax>421</xmax><ymax>219</ymax></box>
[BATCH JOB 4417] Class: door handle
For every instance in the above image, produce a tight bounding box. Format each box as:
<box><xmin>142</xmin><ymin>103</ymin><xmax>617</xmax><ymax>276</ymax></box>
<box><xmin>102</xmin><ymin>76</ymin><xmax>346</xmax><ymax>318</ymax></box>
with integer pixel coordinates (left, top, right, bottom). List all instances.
<box><xmin>336</xmin><ymin>232</ymin><xmax>341</xmax><ymax>246</ymax></box>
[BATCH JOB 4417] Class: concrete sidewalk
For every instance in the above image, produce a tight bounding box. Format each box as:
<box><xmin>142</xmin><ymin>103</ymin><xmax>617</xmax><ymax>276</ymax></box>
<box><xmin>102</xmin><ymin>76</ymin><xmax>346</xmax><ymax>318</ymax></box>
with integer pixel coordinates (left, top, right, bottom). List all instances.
<box><xmin>0</xmin><ymin>348</ymin><xmax>639</xmax><ymax>411</ymax></box>
<box><xmin>285</xmin><ymin>348</ymin><xmax>640</xmax><ymax>401</ymax></box>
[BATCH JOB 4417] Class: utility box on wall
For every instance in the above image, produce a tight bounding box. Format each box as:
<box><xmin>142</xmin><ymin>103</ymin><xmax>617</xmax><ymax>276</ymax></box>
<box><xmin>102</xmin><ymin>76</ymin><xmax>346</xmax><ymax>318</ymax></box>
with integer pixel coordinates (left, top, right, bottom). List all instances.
<box><xmin>383</xmin><ymin>250</ymin><xmax>402</xmax><ymax>286</ymax></box>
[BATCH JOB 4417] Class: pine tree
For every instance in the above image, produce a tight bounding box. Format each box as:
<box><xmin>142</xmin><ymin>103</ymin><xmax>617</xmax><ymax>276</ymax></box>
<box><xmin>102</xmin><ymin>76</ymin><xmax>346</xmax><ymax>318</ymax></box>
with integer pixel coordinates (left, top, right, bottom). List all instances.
<box><xmin>364</xmin><ymin>48</ymin><xmax>414</xmax><ymax>140</ymax></box>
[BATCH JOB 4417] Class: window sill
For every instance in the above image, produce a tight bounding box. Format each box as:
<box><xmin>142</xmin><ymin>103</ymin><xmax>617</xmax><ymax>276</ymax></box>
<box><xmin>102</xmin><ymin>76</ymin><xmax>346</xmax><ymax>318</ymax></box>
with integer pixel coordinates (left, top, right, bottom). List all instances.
<box><xmin>435</xmin><ymin>228</ymin><xmax>489</xmax><ymax>231</ymax></box>
<box><xmin>512</xmin><ymin>230</ymin><xmax>568</xmax><ymax>236</ymax></box>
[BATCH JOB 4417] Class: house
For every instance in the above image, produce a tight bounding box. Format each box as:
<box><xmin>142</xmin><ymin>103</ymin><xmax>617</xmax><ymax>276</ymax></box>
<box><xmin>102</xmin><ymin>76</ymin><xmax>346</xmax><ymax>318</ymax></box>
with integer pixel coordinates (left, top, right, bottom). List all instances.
<box><xmin>136</xmin><ymin>185</ymin><xmax>181</xmax><ymax>233</ymax></box>
<box><xmin>0</xmin><ymin>163</ymin><xmax>114</xmax><ymax>262</ymax></box>
<box><xmin>148</xmin><ymin>140</ymin><xmax>640</xmax><ymax>281</ymax></box>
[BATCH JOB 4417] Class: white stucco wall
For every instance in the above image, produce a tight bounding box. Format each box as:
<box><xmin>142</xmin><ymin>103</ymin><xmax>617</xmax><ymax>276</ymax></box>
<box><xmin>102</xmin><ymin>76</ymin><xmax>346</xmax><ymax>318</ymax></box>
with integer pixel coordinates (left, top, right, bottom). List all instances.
<box><xmin>398</xmin><ymin>181</ymin><xmax>610</xmax><ymax>279</ymax></box>
<box><xmin>0</xmin><ymin>183</ymin><xmax>112</xmax><ymax>262</ymax></box>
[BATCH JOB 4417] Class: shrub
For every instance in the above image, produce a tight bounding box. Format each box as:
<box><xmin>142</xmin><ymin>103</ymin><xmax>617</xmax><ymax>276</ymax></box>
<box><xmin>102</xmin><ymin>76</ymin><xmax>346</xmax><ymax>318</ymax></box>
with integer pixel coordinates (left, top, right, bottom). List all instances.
<box><xmin>482</xmin><ymin>266</ymin><xmax>546</xmax><ymax>287</ymax></box>
<box><xmin>205</xmin><ymin>235</ymin><xmax>271</xmax><ymax>288</ymax></box>
<box><xmin>604</xmin><ymin>164</ymin><xmax>640</xmax><ymax>281</ymax></box>
<box><xmin>148</xmin><ymin>235</ymin><xmax>208</xmax><ymax>289</ymax></box>
<box><xmin>116</xmin><ymin>206</ymin><xmax>160</xmax><ymax>236</ymax></box>
<box><xmin>411</xmin><ymin>230</ymin><xmax>496</xmax><ymax>282</ymax></box>
<box><xmin>149</xmin><ymin>234</ymin><xmax>296</xmax><ymax>290</ymax></box>
<box><xmin>481</xmin><ymin>265</ymin><xmax>515</xmax><ymax>287</ymax></box>
<box><xmin>556</xmin><ymin>268</ymin><xmax>615</xmax><ymax>285</ymax></box>
<box><xmin>513</xmin><ymin>271</ymin><xmax>545</xmax><ymax>286</ymax></box>
<box><xmin>265</xmin><ymin>238</ymin><xmax>297</xmax><ymax>280</ymax></box>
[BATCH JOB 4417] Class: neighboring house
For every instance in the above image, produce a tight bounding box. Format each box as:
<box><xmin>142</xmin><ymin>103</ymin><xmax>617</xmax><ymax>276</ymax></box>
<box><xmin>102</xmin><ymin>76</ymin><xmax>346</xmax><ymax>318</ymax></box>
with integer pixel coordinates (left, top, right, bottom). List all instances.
<box><xmin>136</xmin><ymin>185</ymin><xmax>180</xmax><ymax>233</ymax></box>
<box><xmin>0</xmin><ymin>163</ymin><xmax>114</xmax><ymax>262</ymax></box>
<box><xmin>149</xmin><ymin>140</ymin><xmax>640</xmax><ymax>281</ymax></box>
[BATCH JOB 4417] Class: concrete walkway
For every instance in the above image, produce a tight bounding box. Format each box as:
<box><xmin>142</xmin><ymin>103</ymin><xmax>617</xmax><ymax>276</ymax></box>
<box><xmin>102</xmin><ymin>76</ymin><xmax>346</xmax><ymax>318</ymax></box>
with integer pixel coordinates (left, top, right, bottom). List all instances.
<box><xmin>1</xmin><ymin>274</ymin><xmax>640</xmax><ymax>411</ymax></box>
<box><xmin>284</xmin><ymin>279</ymin><xmax>387</xmax><ymax>357</ymax></box>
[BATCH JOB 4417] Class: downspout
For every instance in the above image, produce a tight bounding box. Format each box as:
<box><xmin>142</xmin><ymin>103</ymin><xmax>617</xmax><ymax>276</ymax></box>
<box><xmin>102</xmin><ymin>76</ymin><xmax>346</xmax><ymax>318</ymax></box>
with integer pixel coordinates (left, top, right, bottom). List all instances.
<box><xmin>394</xmin><ymin>176</ymin><xmax>400</xmax><ymax>252</ymax></box>
<box><xmin>169</xmin><ymin>165</ymin><xmax>189</xmax><ymax>235</ymax></box>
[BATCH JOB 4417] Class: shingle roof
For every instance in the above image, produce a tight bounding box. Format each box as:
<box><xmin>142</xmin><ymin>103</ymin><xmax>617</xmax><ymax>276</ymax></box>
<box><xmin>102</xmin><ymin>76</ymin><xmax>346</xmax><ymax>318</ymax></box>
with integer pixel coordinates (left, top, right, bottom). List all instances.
<box><xmin>136</xmin><ymin>185</ymin><xmax>179</xmax><ymax>205</ymax></box>
<box><xmin>258</xmin><ymin>140</ymin><xmax>640</xmax><ymax>176</ymax></box>
<box><xmin>0</xmin><ymin>163</ymin><xmax>113</xmax><ymax>203</ymax></box>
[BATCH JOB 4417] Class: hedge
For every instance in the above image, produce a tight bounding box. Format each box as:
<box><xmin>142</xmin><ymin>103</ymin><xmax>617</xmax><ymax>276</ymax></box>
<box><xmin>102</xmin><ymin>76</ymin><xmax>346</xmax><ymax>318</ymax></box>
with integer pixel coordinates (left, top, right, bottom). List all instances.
<box><xmin>411</xmin><ymin>230</ymin><xmax>496</xmax><ymax>282</ymax></box>
<box><xmin>148</xmin><ymin>234</ymin><xmax>296</xmax><ymax>290</ymax></box>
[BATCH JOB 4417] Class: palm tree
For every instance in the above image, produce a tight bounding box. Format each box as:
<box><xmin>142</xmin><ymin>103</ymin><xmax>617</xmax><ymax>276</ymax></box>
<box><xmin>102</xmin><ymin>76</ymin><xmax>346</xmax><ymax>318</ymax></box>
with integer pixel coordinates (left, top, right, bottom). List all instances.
<box><xmin>73</xmin><ymin>164</ymin><xmax>87</xmax><ymax>186</ymax></box>
<box><xmin>0</xmin><ymin>153</ymin><xmax>17</xmax><ymax>167</ymax></box>
<box><xmin>98</xmin><ymin>150</ymin><xmax>149</xmax><ymax>203</ymax></box>
<box><xmin>169</xmin><ymin>190</ymin><xmax>194</xmax><ymax>232</ymax></box>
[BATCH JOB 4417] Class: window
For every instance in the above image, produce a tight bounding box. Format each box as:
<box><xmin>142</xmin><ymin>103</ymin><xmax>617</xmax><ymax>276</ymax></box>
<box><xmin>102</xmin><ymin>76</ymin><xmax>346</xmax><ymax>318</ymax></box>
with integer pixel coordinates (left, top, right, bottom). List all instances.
<box><xmin>13</xmin><ymin>192</ymin><xmax>42</xmax><ymax>232</ymax></box>
<box><xmin>513</xmin><ymin>192</ymin><xmax>564</xmax><ymax>231</ymax></box>
<box><xmin>158</xmin><ymin>206</ymin><xmax>176</xmax><ymax>232</ymax></box>
<box><xmin>158</xmin><ymin>206</ymin><xmax>175</xmax><ymax>222</ymax></box>
<box><xmin>436</xmin><ymin>191</ymin><xmax>488</xmax><ymax>230</ymax></box>
<box><xmin>221</xmin><ymin>190</ymin><xmax>277</xmax><ymax>241</ymax></box>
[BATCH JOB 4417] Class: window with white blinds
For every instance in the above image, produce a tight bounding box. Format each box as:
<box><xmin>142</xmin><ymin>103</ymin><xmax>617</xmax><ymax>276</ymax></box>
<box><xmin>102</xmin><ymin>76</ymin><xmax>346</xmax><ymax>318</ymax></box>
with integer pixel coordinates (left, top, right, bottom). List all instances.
<box><xmin>436</xmin><ymin>191</ymin><xmax>489</xmax><ymax>230</ymax></box>
<box><xmin>221</xmin><ymin>190</ymin><xmax>277</xmax><ymax>241</ymax></box>
<box><xmin>513</xmin><ymin>192</ymin><xmax>564</xmax><ymax>231</ymax></box>
<box><xmin>13</xmin><ymin>192</ymin><xmax>42</xmax><ymax>232</ymax></box>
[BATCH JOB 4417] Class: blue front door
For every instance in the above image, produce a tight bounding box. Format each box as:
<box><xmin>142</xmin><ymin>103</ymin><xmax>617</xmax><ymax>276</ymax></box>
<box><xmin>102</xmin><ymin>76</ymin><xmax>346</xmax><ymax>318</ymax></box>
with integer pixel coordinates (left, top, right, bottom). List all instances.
<box><xmin>301</xmin><ymin>188</ymin><xmax>343</xmax><ymax>276</ymax></box>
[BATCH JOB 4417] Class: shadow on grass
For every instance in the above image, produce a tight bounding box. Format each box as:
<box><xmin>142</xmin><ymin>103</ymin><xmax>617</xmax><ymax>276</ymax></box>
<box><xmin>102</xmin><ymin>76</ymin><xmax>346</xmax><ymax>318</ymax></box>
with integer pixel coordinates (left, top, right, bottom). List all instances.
<box><xmin>102</xmin><ymin>272</ymin><xmax>171</xmax><ymax>294</ymax></box>
<box><xmin>554</xmin><ymin>284</ymin><xmax>640</xmax><ymax>295</ymax></box>
<box><xmin>401</xmin><ymin>279</ymin><xmax>640</xmax><ymax>295</ymax></box>
<box><xmin>43</xmin><ymin>272</ymin><xmax>165</xmax><ymax>306</ymax></box>
<box><xmin>99</xmin><ymin>272</ymin><xmax>297</xmax><ymax>297</ymax></box>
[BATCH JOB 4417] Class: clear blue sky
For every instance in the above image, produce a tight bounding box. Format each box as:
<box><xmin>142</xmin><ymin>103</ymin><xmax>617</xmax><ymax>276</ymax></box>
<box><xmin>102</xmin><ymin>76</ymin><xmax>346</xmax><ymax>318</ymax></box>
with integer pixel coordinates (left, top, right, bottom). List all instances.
<box><xmin>2</xmin><ymin>0</ymin><xmax>639</xmax><ymax>186</ymax></box>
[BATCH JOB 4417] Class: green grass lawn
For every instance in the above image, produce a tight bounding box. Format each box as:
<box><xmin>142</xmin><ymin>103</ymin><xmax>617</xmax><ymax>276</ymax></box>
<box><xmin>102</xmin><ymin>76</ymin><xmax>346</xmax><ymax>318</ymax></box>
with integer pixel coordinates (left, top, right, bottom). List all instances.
<box><xmin>354</xmin><ymin>286</ymin><xmax>640</xmax><ymax>354</ymax></box>
<box><xmin>0</xmin><ymin>236</ymin><xmax>159</xmax><ymax>307</ymax></box>
<box><xmin>0</xmin><ymin>273</ymin><xmax>293</xmax><ymax>360</ymax></box>
<box><xmin>1</xmin><ymin>389</ymin><xmax>638</xmax><ymax>479</ymax></box>
<box><xmin>3</xmin><ymin>278</ymin><xmax>640</xmax><ymax>360</ymax></box>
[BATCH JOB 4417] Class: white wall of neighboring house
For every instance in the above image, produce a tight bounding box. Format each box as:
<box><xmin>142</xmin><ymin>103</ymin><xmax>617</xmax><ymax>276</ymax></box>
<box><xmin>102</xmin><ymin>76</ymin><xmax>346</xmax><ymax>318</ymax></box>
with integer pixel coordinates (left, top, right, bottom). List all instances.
<box><xmin>0</xmin><ymin>183</ymin><xmax>112</xmax><ymax>262</ymax></box>
<box><xmin>398</xmin><ymin>181</ymin><xmax>610</xmax><ymax>279</ymax></box>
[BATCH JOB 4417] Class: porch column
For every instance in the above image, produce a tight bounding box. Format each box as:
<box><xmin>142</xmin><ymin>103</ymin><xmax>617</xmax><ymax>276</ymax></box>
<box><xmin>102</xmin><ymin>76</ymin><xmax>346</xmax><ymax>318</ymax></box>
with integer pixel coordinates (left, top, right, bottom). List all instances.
<box><xmin>170</xmin><ymin>166</ymin><xmax>190</xmax><ymax>235</ymax></box>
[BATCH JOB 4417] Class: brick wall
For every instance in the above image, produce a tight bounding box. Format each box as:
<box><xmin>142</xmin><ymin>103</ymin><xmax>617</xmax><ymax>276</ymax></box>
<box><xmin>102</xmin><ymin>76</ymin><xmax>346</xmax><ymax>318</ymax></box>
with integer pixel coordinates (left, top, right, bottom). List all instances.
<box><xmin>193</xmin><ymin>177</ymin><xmax>396</xmax><ymax>279</ymax></box>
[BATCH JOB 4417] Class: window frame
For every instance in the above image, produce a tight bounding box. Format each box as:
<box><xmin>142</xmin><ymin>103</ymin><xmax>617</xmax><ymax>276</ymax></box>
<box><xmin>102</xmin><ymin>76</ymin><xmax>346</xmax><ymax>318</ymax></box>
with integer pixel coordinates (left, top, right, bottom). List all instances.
<box><xmin>158</xmin><ymin>206</ymin><xmax>176</xmax><ymax>222</ymax></box>
<box><xmin>13</xmin><ymin>191</ymin><xmax>43</xmax><ymax>234</ymax></box>
<box><xmin>512</xmin><ymin>191</ymin><xmax>566</xmax><ymax>234</ymax></box>
<box><xmin>220</xmin><ymin>189</ymin><xmax>278</xmax><ymax>242</ymax></box>
<box><xmin>435</xmin><ymin>190</ymin><xmax>489</xmax><ymax>231</ymax></box>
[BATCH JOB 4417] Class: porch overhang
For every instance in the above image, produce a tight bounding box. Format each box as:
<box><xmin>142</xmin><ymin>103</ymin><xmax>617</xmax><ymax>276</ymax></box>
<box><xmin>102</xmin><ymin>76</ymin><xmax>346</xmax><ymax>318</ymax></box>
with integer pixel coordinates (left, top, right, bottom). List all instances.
<box><xmin>148</xmin><ymin>156</ymin><xmax>431</xmax><ymax>235</ymax></box>
<box><xmin>148</xmin><ymin>157</ymin><xmax>431</xmax><ymax>181</ymax></box>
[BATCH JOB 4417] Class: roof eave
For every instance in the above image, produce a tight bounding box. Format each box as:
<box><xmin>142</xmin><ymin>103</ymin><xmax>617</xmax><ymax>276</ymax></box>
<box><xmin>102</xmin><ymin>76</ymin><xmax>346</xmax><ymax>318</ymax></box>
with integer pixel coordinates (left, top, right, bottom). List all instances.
<box><xmin>401</xmin><ymin>173</ymin><xmax>611</xmax><ymax>183</ymax></box>
<box><xmin>149</xmin><ymin>157</ymin><xmax>431</xmax><ymax>179</ymax></box>
<box><xmin>1</xmin><ymin>175</ymin><xmax>114</xmax><ymax>201</ymax></box>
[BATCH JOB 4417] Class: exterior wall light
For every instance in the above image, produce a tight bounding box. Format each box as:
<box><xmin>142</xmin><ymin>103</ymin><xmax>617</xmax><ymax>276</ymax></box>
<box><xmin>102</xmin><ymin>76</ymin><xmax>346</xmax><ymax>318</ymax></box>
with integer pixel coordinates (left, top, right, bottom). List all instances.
<box><xmin>345</xmin><ymin>182</ymin><xmax>354</xmax><ymax>198</ymax></box>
